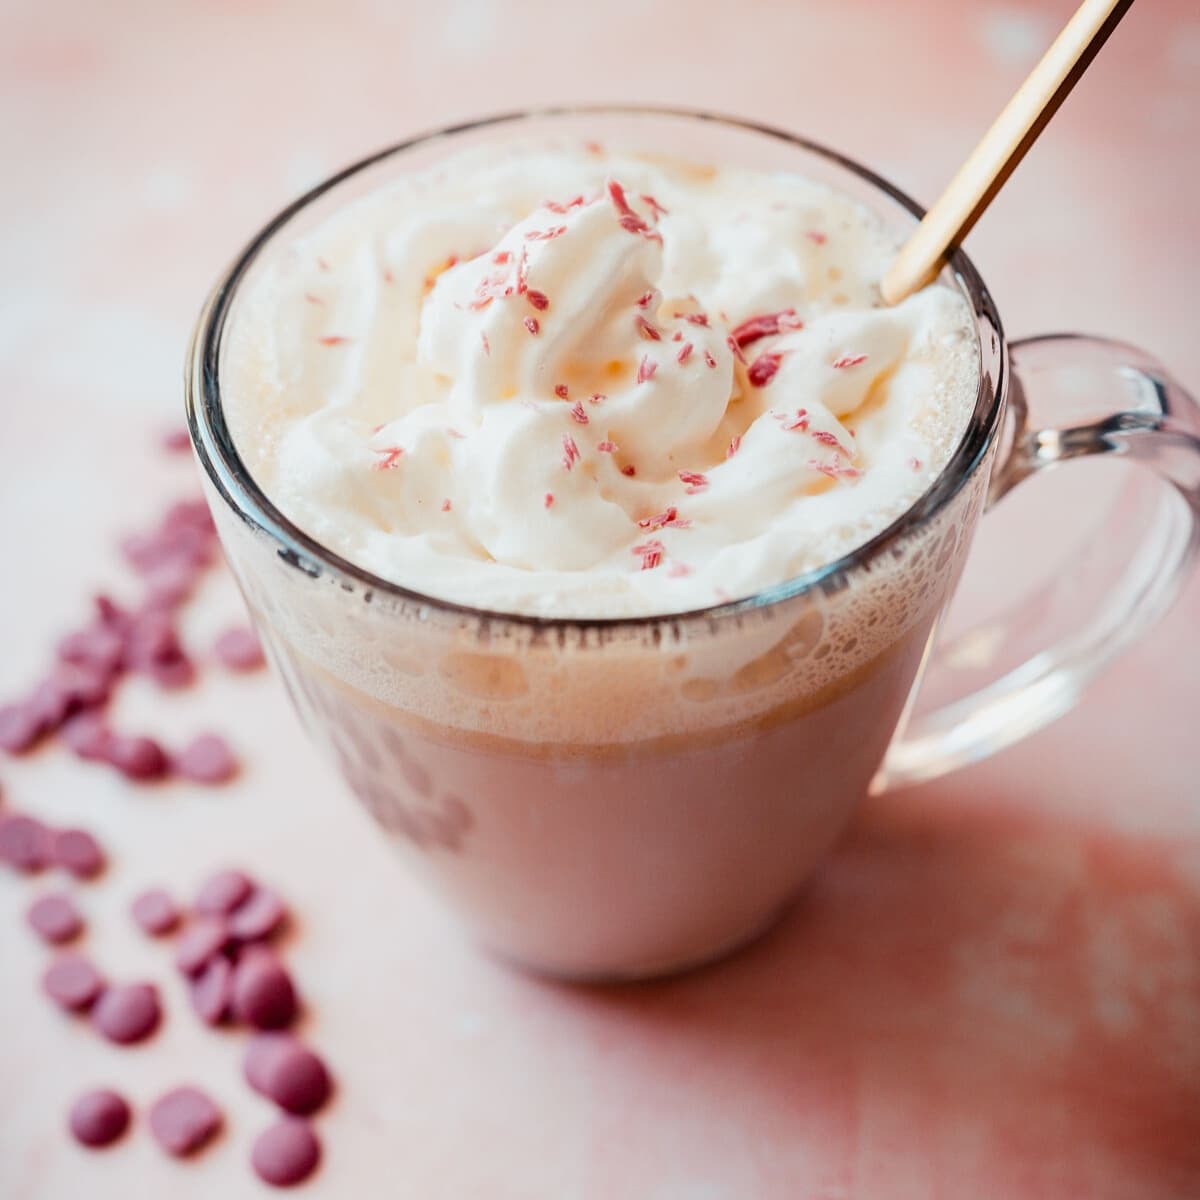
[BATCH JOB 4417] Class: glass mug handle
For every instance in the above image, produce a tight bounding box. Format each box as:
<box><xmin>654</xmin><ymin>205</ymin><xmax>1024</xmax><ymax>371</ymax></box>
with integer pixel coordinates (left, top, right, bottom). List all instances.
<box><xmin>876</xmin><ymin>334</ymin><xmax>1200</xmax><ymax>791</ymax></box>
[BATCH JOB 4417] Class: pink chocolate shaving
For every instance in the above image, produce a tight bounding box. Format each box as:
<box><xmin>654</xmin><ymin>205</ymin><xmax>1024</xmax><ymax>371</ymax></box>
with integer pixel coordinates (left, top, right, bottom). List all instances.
<box><xmin>637</xmin><ymin>507</ymin><xmax>691</xmax><ymax>531</ymax></box>
<box><xmin>726</xmin><ymin>435</ymin><xmax>742</xmax><ymax>459</ymax></box>
<box><xmin>561</xmin><ymin>435</ymin><xmax>581</xmax><ymax>470</ymax></box>
<box><xmin>569</xmin><ymin>401</ymin><xmax>589</xmax><ymax>425</ymax></box>
<box><xmin>678</xmin><ymin>470</ymin><xmax>709</xmax><ymax>494</ymax></box>
<box><xmin>632</xmin><ymin>539</ymin><xmax>665</xmax><ymax>571</ymax></box>
<box><xmin>808</xmin><ymin>457</ymin><xmax>861</xmax><ymax>480</ymax></box>
<box><xmin>554</xmin><ymin>384</ymin><xmax>570</xmax><ymax>400</ymax></box>
<box><xmin>747</xmin><ymin>353</ymin><xmax>783</xmax><ymax>387</ymax></box>
<box><xmin>371</xmin><ymin>447</ymin><xmax>404</xmax><ymax>471</ymax></box>
<box><xmin>636</xmin><ymin>356</ymin><xmax>657</xmax><ymax>384</ymax></box>
<box><xmin>635</xmin><ymin>315</ymin><xmax>661</xmax><ymax>342</ymax></box>
<box><xmin>596</xmin><ymin>440</ymin><xmax>618</xmax><ymax>453</ymax></box>
<box><xmin>729</xmin><ymin>309</ymin><xmax>802</xmax><ymax>349</ymax></box>
<box><xmin>812</xmin><ymin>430</ymin><xmax>852</xmax><ymax>456</ymax></box>
<box><xmin>606</xmin><ymin>180</ymin><xmax>662</xmax><ymax>243</ymax></box>
<box><xmin>317</xmin><ymin>336</ymin><xmax>350</xmax><ymax>347</ymax></box>
<box><xmin>677</xmin><ymin>342</ymin><xmax>693</xmax><ymax>364</ymax></box>
<box><xmin>523</xmin><ymin>316</ymin><xmax>540</xmax><ymax>335</ymax></box>
<box><xmin>832</xmin><ymin>354</ymin><xmax>868</xmax><ymax>369</ymax></box>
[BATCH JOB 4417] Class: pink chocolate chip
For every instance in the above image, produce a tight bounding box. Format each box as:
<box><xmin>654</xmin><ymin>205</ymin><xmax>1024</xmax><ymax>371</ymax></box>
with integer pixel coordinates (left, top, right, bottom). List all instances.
<box><xmin>131</xmin><ymin>887</ymin><xmax>181</xmax><ymax>936</ymax></box>
<box><xmin>148</xmin><ymin>1086</ymin><xmax>222</xmax><ymax>1157</ymax></box>
<box><xmin>174</xmin><ymin>916</ymin><xmax>230</xmax><ymax>976</ymax></box>
<box><xmin>105</xmin><ymin>734</ymin><xmax>169</xmax><ymax>781</ymax></box>
<box><xmin>69</xmin><ymin>1088</ymin><xmax>131</xmax><ymax>1148</ymax></box>
<box><xmin>195</xmin><ymin>868</ymin><xmax>254</xmax><ymax>916</ymax></box>
<box><xmin>92</xmin><ymin>982</ymin><xmax>161</xmax><ymax>1044</ymax></box>
<box><xmin>27</xmin><ymin>892</ymin><xmax>84</xmax><ymax>944</ymax></box>
<box><xmin>43</xmin><ymin>953</ymin><xmax>105</xmax><ymax>1011</ymax></box>
<box><xmin>0</xmin><ymin>703</ymin><xmax>46</xmax><ymax>754</ymax></box>
<box><xmin>251</xmin><ymin>1118</ymin><xmax>321</xmax><ymax>1187</ymax></box>
<box><xmin>61</xmin><ymin>712</ymin><xmax>113</xmax><ymax>761</ymax></box>
<box><xmin>53</xmin><ymin>828</ymin><xmax>106</xmax><ymax>879</ymax></box>
<box><xmin>58</xmin><ymin>625</ymin><xmax>125</xmax><ymax>674</ymax></box>
<box><xmin>190</xmin><ymin>956</ymin><xmax>234</xmax><ymax>1025</ymax></box>
<box><xmin>232</xmin><ymin>951</ymin><xmax>298</xmax><ymax>1030</ymax></box>
<box><xmin>176</xmin><ymin>734</ymin><xmax>238</xmax><ymax>784</ymax></box>
<box><xmin>0</xmin><ymin>813</ymin><xmax>53</xmax><ymax>872</ymax></box>
<box><xmin>228</xmin><ymin>887</ymin><xmax>287</xmax><ymax>943</ymax></box>
<box><xmin>213</xmin><ymin>626</ymin><xmax>265</xmax><ymax>671</ymax></box>
<box><xmin>244</xmin><ymin>1034</ymin><xmax>332</xmax><ymax>1115</ymax></box>
<box><xmin>162</xmin><ymin>428</ymin><xmax>193</xmax><ymax>454</ymax></box>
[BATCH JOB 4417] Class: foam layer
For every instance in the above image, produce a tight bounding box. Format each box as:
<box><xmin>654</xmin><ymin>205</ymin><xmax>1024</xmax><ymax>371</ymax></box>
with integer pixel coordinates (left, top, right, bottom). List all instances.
<box><xmin>223</xmin><ymin>143</ymin><xmax>978</xmax><ymax>619</ymax></box>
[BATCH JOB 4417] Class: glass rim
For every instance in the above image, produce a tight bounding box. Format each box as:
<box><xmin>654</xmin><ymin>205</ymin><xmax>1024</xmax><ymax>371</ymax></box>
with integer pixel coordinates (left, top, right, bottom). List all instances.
<box><xmin>186</xmin><ymin>103</ymin><xmax>1006</xmax><ymax>635</ymax></box>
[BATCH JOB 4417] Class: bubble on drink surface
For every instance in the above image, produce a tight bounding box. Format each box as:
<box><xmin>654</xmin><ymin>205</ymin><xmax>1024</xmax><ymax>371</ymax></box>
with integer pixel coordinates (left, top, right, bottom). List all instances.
<box><xmin>438</xmin><ymin>652</ymin><xmax>529</xmax><ymax>700</ymax></box>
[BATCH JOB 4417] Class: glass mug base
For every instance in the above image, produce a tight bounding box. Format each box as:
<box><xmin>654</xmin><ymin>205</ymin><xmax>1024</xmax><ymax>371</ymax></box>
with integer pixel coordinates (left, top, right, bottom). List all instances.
<box><xmin>188</xmin><ymin>108</ymin><xmax>1200</xmax><ymax>982</ymax></box>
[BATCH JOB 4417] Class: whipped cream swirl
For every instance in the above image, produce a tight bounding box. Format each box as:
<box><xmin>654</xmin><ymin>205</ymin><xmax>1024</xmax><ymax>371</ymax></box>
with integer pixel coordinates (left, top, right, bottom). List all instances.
<box><xmin>224</xmin><ymin>146</ymin><xmax>977</xmax><ymax>616</ymax></box>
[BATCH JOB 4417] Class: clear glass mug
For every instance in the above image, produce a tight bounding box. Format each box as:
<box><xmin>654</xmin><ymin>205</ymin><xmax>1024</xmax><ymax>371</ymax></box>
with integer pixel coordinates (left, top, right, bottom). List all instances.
<box><xmin>185</xmin><ymin>108</ymin><xmax>1200</xmax><ymax>982</ymax></box>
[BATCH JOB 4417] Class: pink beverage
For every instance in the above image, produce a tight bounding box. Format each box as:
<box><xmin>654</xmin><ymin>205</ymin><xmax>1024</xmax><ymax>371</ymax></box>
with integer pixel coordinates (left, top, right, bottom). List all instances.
<box><xmin>191</xmin><ymin>112</ymin><xmax>990</xmax><ymax>980</ymax></box>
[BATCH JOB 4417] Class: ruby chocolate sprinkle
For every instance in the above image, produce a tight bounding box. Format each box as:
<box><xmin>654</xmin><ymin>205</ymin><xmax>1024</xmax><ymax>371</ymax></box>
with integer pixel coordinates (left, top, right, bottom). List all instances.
<box><xmin>69</xmin><ymin>1088</ymin><xmax>132</xmax><ymax>1148</ymax></box>
<box><xmin>43</xmin><ymin>953</ymin><xmax>105</xmax><ymax>1012</ymax></box>
<box><xmin>92</xmin><ymin>982</ymin><xmax>162</xmax><ymax>1045</ymax></box>
<box><xmin>195</xmin><ymin>868</ymin><xmax>255</xmax><ymax>916</ymax></box>
<box><xmin>251</xmin><ymin>1118</ymin><xmax>321</xmax><ymax>1188</ymax></box>
<box><xmin>131</xmin><ymin>887</ymin><xmax>181</xmax><ymax>936</ymax></box>
<box><xmin>27</xmin><ymin>892</ymin><xmax>85</xmax><ymax>944</ymax></box>
<box><xmin>53</xmin><ymin>827</ymin><xmax>106</xmax><ymax>879</ymax></box>
<box><xmin>148</xmin><ymin>1086</ymin><xmax>223</xmax><ymax>1157</ymax></box>
<box><xmin>232</xmin><ymin>951</ymin><xmax>299</xmax><ymax>1030</ymax></box>
<box><xmin>244</xmin><ymin>1034</ymin><xmax>333</xmax><ymax>1115</ymax></box>
<box><xmin>174</xmin><ymin>916</ymin><xmax>231</xmax><ymax>976</ymax></box>
<box><xmin>0</xmin><ymin>812</ymin><xmax>53</xmax><ymax>872</ymax></box>
<box><xmin>213</xmin><ymin>625</ymin><xmax>265</xmax><ymax>671</ymax></box>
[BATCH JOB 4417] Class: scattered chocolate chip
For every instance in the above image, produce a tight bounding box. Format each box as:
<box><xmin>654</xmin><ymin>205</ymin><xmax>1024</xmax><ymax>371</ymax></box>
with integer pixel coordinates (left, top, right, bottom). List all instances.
<box><xmin>27</xmin><ymin>892</ymin><xmax>84</xmax><ymax>944</ymax></box>
<box><xmin>195</xmin><ymin>868</ymin><xmax>254</xmax><ymax>916</ymax></box>
<box><xmin>244</xmin><ymin>1035</ymin><xmax>332</xmax><ymax>1115</ymax></box>
<box><xmin>148</xmin><ymin>1086</ymin><xmax>222</xmax><ymax>1157</ymax></box>
<box><xmin>131</xmin><ymin>887</ymin><xmax>181</xmax><ymax>936</ymax></box>
<box><xmin>43</xmin><ymin>953</ymin><xmax>105</xmax><ymax>1011</ymax></box>
<box><xmin>58</xmin><ymin>625</ymin><xmax>124</xmax><ymax>675</ymax></box>
<box><xmin>143</xmin><ymin>558</ymin><xmax>199</xmax><ymax>609</ymax></box>
<box><xmin>162</xmin><ymin>428</ymin><xmax>193</xmax><ymax>454</ymax></box>
<box><xmin>53</xmin><ymin>828</ymin><xmax>106</xmax><ymax>879</ymax></box>
<box><xmin>0</xmin><ymin>703</ymin><xmax>46</xmax><ymax>754</ymax></box>
<box><xmin>69</xmin><ymin>1088</ymin><xmax>131</xmax><ymax>1148</ymax></box>
<box><xmin>176</xmin><ymin>734</ymin><xmax>238</xmax><ymax>784</ymax></box>
<box><xmin>228</xmin><ymin>886</ymin><xmax>287</xmax><ymax>943</ymax></box>
<box><xmin>105</xmin><ymin>734</ymin><xmax>169</xmax><ymax>781</ymax></box>
<box><xmin>190</xmin><ymin>955</ymin><xmax>234</xmax><ymax>1025</ymax></box>
<box><xmin>174</xmin><ymin>916</ymin><xmax>230</xmax><ymax>976</ymax></box>
<box><xmin>125</xmin><ymin>611</ymin><xmax>184</xmax><ymax>671</ymax></box>
<box><xmin>0</xmin><ymin>813</ymin><xmax>53</xmax><ymax>872</ymax></box>
<box><xmin>44</xmin><ymin>663</ymin><xmax>114</xmax><ymax>713</ymax></box>
<box><xmin>92</xmin><ymin>982</ymin><xmax>161</xmax><ymax>1044</ymax></box>
<box><xmin>150</xmin><ymin>657</ymin><xmax>196</xmax><ymax>690</ymax></box>
<box><xmin>232</xmin><ymin>951</ymin><xmax>298</xmax><ymax>1030</ymax></box>
<box><xmin>251</xmin><ymin>1118</ymin><xmax>320</xmax><ymax>1187</ymax></box>
<box><xmin>61</xmin><ymin>712</ymin><xmax>113</xmax><ymax>761</ymax></box>
<box><xmin>214</xmin><ymin>626</ymin><xmax>265</xmax><ymax>671</ymax></box>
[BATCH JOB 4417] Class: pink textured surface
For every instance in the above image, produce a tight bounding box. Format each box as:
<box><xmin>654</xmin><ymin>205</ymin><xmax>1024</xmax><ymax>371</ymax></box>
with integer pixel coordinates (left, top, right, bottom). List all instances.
<box><xmin>1</xmin><ymin>2</ymin><xmax>1198</xmax><ymax>1197</ymax></box>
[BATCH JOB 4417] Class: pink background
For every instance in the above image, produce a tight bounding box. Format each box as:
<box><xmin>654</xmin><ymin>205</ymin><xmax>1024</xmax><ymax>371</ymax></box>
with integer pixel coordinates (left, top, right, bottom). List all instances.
<box><xmin>2</xmin><ymin>1</ymin><xmax>1198</xmax><ymax>1197</ymax></box>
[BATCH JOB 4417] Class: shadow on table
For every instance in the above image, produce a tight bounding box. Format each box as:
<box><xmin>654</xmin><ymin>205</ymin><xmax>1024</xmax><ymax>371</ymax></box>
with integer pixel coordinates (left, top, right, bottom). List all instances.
<box><xmin>563</xmin><ymin>786</ymin><xmax>1200</xmax><ymax>1195</ymax></box>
